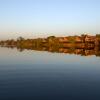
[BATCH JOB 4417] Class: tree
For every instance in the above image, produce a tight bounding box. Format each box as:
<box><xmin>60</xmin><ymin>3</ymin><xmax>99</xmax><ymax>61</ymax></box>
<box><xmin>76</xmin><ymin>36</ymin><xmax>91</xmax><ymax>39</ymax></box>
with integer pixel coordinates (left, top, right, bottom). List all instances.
<box><xmin>81</xmin><ymin>34</ymin><xmax>87</xmax><ymax>43</ymax></box>
<box><xmin>17</xmin><ymin>37</ymin><xmax>24</xmax><ymax>41</ymax></box>
<box><xmin>47</xmin><ymin>36</ymin><xmax>55</xmax><ymax>39</ymax></box>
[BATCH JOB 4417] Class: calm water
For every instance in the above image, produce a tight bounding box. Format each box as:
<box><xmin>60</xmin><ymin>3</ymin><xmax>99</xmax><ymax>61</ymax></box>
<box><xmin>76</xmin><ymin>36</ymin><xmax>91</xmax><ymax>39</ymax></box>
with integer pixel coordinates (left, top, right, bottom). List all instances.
<box><xmin>0</xmin><ymin>47</ymin><xmax>100</xmax><ymax>100</ymax></box>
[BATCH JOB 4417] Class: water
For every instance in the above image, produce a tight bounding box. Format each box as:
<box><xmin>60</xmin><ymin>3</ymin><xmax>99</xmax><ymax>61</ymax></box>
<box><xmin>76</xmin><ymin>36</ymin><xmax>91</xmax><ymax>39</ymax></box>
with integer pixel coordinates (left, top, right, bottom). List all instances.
<box><xmin>0</xmin><ymin>47</ymin><xmax>100</xmax><ymax>100</ymax></box>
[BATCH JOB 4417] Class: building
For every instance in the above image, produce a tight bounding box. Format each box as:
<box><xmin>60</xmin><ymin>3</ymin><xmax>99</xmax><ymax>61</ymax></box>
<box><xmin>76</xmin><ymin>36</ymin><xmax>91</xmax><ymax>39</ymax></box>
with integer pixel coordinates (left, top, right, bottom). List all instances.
<box><xmin>74</xmin><ymin>36</ymin><xmax>84</xmax><ymax>43</ymax></box>
<box><xmin>58</xmin><ymin>37</ymin><xmax>69</xmax><ymax>43</ymax></box>
<box><xmin>85</xmin><ymin>35</ymin><xmax>95</xmax><ymax>43</ymax></box>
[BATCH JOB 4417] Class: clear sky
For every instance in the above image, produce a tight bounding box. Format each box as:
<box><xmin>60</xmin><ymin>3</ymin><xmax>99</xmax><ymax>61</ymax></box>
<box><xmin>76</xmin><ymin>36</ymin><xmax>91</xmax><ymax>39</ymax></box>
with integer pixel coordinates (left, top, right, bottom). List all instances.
<box><xmin>0</xmin><ymin>0</ymin><xmax>100</xmax><ymax>39</ymax></box>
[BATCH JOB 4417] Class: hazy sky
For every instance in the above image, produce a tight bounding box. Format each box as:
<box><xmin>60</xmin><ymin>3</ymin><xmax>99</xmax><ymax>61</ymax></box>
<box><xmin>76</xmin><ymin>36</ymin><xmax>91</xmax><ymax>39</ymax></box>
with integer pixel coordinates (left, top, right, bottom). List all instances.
<box><xmin>0</xmin><ymin>0</ymin><xmax>100</xmax><ymax>39</ymax></box>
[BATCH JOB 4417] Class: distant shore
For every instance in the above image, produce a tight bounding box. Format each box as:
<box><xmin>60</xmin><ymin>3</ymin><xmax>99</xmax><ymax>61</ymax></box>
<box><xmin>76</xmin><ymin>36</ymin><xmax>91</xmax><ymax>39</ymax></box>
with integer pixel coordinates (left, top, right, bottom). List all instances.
<box><xmin>0</xmin><ymin>34</ymin><xmax>100</xmax><ymax>46</ymax></box>
<box><xmin>0</xmin><ymin>34</ymin><xmax>100</xmax><ymax>56</ymax></box>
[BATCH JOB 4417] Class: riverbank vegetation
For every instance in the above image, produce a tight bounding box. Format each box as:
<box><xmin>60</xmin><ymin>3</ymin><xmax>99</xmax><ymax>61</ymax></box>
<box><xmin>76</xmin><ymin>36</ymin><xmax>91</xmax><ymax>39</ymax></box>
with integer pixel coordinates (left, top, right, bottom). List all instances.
<box><xmin>0</xmin><ymin>34</ymin><xmax>100</xmax><ymax>56</ymax></box>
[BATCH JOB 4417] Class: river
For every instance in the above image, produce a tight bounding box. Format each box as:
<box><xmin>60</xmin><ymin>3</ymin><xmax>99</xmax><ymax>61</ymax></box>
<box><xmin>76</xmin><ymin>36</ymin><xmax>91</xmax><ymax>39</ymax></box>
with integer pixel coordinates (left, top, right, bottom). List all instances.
<box><xmin>0</xmin><ymin>47</ymin><xmax>100</xmax><ymax>100</ymax></box>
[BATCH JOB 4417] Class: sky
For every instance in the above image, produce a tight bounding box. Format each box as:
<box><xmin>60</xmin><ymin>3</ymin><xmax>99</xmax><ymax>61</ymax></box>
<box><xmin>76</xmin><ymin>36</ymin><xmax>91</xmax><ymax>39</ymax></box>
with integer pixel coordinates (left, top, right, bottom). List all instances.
<box><xmin>0</xmin><ymin>0</ymin><xmax>100</xmax><ymax>39</ymax></box>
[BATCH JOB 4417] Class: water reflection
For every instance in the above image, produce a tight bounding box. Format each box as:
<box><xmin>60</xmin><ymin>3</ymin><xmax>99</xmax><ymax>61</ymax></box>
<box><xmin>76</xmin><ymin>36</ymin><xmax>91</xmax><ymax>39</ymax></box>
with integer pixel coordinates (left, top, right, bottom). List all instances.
<box><xmin>1</xmin><ymin>44</ymin><xmax>100</xmax><ymax>57</ymax></box>
<box><xmin>0</xmin><ymin>46</ymin><xmax>100</xmax><ymax>100</ymax></box>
